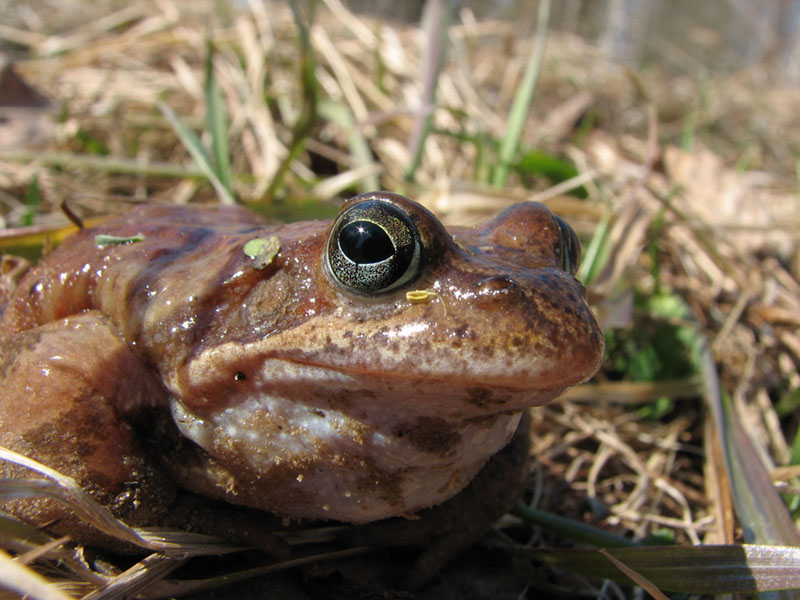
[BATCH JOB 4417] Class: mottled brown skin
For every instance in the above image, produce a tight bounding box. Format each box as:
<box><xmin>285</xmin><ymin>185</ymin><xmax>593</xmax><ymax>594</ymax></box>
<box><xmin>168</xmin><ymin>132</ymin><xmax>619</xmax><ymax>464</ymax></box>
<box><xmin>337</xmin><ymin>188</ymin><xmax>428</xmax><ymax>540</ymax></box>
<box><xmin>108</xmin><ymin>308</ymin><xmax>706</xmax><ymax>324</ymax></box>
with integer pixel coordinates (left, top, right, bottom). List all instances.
<box><xmin>0</xmin><ymin>193</ymin><xmax>603</xmax><ymax>552</ymax></box>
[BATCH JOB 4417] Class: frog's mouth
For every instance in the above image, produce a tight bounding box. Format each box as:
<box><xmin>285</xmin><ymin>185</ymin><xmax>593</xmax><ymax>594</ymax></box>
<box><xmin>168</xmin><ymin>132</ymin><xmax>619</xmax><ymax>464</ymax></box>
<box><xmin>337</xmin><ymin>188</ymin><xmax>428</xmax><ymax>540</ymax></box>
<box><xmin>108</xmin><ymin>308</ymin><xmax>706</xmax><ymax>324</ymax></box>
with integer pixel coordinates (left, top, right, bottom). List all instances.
<box><xmin>178</xmin><ymin>347</ymin><xmax>568</xmax><ymax>421</ymax></box>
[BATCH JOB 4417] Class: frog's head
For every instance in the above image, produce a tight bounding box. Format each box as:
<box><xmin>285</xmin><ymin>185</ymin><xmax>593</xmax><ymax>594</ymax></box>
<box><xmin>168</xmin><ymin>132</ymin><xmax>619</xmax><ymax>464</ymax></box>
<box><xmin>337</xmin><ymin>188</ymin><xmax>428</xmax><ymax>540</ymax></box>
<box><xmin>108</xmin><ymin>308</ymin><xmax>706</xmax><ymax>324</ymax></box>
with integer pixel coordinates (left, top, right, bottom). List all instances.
<box><xmin>173</xmin><ymin>193</ymin><xmax>603</xmax><ymax>522</ymax></box>
<box><xmin>315</xmin><ymin>192</ymin><xmax>604</xmax><ymax>407</ymax></box>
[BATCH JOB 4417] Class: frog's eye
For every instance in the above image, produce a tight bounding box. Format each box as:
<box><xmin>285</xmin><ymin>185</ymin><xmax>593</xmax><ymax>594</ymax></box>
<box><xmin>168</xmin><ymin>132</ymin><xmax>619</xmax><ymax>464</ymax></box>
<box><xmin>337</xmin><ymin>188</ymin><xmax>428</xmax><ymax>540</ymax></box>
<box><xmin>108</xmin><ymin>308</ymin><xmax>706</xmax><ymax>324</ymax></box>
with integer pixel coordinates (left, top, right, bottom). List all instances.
<box><xmin>554</xmin><ymin>215</ymin><xmax>580</xmax><ymax>274</ymax></box>
<box><xmin>326</xmin><ymin>200</ymin><xmax>423</xmax><ymax>294</ymax></box>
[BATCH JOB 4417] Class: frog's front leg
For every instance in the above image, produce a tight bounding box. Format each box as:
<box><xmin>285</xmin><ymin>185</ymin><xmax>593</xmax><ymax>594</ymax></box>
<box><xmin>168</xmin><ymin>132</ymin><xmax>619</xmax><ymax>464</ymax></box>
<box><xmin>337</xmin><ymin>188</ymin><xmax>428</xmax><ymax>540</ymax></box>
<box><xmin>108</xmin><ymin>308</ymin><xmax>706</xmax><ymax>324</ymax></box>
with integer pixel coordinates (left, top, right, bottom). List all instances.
<box><xmin>0</xmin><ymin>311</ymin><xmax>177</xmax><ymax>547</ymax></box>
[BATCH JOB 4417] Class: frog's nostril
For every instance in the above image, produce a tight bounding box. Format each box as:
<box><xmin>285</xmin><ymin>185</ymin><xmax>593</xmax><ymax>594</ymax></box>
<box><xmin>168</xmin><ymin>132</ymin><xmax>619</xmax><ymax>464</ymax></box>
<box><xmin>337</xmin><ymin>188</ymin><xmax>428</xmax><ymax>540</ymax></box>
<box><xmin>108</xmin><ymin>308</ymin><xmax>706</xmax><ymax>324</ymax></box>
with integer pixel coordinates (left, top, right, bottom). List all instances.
<box><xmin>476</xmin><ymin>275</ymin><xmax>517</xmax><ymax>296</ymax></box>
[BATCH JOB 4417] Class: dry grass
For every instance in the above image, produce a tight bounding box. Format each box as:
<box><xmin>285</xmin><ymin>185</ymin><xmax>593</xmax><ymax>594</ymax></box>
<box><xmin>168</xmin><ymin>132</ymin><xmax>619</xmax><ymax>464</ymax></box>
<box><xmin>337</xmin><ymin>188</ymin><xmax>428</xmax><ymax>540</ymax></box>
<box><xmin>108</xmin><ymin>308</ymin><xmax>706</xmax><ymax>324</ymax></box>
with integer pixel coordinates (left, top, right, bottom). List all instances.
<box><xmin>1</xmin><ymin>0</ymin><xmax>799</xmax><ymax>598</ymax></box>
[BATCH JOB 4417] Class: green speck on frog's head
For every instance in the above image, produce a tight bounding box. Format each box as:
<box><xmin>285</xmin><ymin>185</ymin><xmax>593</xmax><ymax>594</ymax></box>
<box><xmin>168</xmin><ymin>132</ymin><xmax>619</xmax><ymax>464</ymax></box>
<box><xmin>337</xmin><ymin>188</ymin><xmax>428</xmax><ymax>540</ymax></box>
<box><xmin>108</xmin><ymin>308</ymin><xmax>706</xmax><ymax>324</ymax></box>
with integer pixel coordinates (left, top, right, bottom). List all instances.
<box><xmin>243</xmin><ymin>236</ymin><xmax>280</xmax><ymax>270</ymax></box>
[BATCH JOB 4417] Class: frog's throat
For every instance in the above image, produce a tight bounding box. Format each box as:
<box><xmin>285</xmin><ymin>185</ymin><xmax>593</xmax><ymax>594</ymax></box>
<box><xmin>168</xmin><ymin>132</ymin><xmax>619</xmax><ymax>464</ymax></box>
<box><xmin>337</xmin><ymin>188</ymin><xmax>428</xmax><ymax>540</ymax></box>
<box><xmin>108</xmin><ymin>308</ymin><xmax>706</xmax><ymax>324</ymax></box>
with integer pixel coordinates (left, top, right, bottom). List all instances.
<box><xmin>168</xmin><ymin>385</ymin><xmax>523</xmax><ymax>524</ymax></box>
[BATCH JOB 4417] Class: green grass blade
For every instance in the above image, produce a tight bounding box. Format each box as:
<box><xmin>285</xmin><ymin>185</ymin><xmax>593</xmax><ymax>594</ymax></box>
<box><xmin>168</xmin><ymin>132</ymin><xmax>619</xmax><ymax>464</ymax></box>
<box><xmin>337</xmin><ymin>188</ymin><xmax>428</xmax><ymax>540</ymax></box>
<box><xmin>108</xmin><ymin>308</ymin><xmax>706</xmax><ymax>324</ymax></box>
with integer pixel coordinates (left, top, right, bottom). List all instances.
<box><xmin>158</xmin><ymin>101</ymin><xmax>237</xmax><ymax>205</ymax></box>
<box><xmin>576</xmin><ymin>203</ymin><xmax>612</xmax><ymax>286</ymax></box>
<box><xmin>513</xmin><ymin>505</ymin><xmax>636</xmax><ymax>549</ymax></box>
<box><xmin>491</xmin><ymin>0</ymin><xmax>550</xmax><ymax>188</ymax></box>
<box><xmin>531</xmin><ymin>544</ymin><xmax>800</xmax><ymax>594</ymax></box>
<box><xmin>791</xmin><ymin>416</ymin><xmax>800</xmax><ymax>465</ymax></box>
<box><xmin>266</xmin><ymin>2</ymin><xmax>318</xmax><ymax>199</ymax></box>
<box><xmin>204</xmin><ymin>38</ymin><xmax>233</xmax><ymax>196</ymax></box>
<box><xmin>21</xmin><ymin>175</ymin><xmax>41</xmax><ymax>227</ymax></box>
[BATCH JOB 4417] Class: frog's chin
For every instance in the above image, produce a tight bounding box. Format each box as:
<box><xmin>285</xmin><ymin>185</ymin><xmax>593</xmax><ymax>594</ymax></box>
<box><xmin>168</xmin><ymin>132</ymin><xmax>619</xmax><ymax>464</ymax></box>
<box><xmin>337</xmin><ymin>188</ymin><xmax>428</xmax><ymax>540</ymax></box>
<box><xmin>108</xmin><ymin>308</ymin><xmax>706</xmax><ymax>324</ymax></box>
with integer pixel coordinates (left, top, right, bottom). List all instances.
<box><xmin>166</xmin><ymin>365</ymin><xmax>530</xmax><ymax>523</ymax></box>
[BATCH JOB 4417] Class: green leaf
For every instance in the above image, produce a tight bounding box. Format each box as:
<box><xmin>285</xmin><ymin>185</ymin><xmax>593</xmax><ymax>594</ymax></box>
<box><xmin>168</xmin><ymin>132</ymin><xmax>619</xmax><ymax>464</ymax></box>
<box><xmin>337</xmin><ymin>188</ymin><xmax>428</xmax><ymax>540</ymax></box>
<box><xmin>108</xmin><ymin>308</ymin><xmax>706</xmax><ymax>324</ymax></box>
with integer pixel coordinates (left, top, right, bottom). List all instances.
<box><xmin>603</xmin><ymin>292</ymin><xmax>699</xmax><ymax>385</ymax></box>
<box><xmin>641</xmin><ymin>528</ymin><xmax>676</xmax><ymax>546</ymax></box>
<box><xmin>74</xmin><ymin>127</ymin><xmax>109</xmax><ymax>155</ymax></box>
<box><xmin>514</xmin><ymin>149</ymin><xmax>585</xmax><ymax>197</ymax></box>
<box><xmin>636</xmin><ymin>396</ymin><xmax>674</xmax><ymax>420</ymax></box>
<box><xmin>776</xmin><ymin>387</ymin><xmax>800</xmax><ymax>421</ymax></box>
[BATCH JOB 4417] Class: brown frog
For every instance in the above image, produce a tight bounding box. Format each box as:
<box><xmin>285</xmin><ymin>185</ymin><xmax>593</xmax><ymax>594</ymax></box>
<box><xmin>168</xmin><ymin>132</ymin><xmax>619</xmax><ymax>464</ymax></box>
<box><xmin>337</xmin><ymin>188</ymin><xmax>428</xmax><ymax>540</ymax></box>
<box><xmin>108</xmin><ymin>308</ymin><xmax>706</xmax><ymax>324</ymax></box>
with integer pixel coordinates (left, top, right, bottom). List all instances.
<box><xmin>0</xmin><ymin>192</ymin><xmax>603</xmax><ymax>561</ymax></box>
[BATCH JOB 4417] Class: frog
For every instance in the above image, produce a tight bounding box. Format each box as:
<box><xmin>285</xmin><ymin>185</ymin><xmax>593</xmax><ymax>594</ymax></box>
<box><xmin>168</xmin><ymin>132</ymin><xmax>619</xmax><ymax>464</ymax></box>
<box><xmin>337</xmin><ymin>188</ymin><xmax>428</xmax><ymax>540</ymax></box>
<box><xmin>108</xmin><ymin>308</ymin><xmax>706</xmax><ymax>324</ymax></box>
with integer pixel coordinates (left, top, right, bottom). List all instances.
<box><xmin>0</xmin><ymin>192</ymin><xmax>603</xmax><ymax>572</ymax></box>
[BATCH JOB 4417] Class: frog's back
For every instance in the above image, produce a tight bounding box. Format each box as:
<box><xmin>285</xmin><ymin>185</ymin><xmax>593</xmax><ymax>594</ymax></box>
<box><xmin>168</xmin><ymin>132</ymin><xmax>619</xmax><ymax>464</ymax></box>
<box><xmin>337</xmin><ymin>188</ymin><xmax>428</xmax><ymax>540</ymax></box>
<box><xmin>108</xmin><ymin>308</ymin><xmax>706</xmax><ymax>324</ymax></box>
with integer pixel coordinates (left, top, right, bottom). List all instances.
<box><xmin>0</xmin><ymin>204</ymin><xmax>269</xmax><ymax>342</ymax></box>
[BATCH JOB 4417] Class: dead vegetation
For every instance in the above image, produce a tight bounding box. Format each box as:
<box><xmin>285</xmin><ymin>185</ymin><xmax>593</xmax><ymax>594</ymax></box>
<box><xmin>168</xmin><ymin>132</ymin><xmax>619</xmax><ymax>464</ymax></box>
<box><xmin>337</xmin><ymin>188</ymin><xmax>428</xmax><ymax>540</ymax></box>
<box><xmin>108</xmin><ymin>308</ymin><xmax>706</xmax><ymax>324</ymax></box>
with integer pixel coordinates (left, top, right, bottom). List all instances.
<box><xmin>1</xmin><ymin>0</ymin><xmax>799</xmax><ymax>597</ymax></box>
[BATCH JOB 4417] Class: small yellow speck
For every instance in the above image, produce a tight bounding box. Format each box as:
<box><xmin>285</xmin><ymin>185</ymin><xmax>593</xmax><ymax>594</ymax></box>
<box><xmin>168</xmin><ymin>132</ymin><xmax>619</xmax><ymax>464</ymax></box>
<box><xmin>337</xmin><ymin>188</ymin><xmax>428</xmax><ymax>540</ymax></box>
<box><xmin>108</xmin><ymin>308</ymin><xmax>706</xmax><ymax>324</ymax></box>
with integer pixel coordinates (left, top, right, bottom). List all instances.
<box><xmin>296</xmin><ymin>473</ymin><xmax>304</xmax><ymax>483</ymax></box>
<box><xmin>322</xmin><ymin>504</ymin><xmax>330</xmax><ymax>512</ymax></box>
<box><xmin>406</xmin><ymin>289</ymin><xmax>438</xmax><ymax>303</ymax></box>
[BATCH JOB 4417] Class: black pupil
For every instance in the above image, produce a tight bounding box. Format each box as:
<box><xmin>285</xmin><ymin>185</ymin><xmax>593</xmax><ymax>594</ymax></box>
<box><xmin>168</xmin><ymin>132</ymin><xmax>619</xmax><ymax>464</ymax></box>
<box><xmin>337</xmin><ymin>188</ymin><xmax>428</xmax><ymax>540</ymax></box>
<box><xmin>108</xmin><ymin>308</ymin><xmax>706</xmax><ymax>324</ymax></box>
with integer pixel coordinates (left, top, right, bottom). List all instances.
<box><xmin>339</xmin><ymin>221</ymin><xmax>395</xmax><ymax>264</ymax></box>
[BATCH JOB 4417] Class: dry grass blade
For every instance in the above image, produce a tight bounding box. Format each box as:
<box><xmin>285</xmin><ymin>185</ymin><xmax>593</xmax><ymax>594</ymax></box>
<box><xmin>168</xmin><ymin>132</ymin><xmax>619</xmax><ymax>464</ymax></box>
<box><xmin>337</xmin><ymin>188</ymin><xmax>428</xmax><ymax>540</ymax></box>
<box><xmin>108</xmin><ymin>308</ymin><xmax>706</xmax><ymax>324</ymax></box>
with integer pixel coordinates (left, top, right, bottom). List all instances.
<box><xmin>0</xmin><ymin>220</ymin><xmax>90</xmax><ymax>257</ymax></box>
<box><xmin>704</xmin><ymin>415</ymin><xmax>736</xmax><ymax>545</ymax></box>
<box><xmin>130</xmin><ymin>547</ymin><xmax>372</xmax><ymax>599</ymax></box>
<box><xmin>16</xmin><ymin>535</ymin><xmax>71</xmax><ymax>565</ymax></box>
<box><xmin>81</xmin><ymin>554</ymin><xmax>185</xmax><ymax>600</ymax></box>
<box><xmin>560</xmin><ymin>377</ymin><xmax>703</xmax><ymax>404</ymax></box>
<box><xmin>0</xmin><ymin>448</ymin><xmax>244</xmax><ymax>556</ymax></box>
<box><xmin>0</xmin><ymin>150</ymin><xmax>205</xmax><ymax>179</ymax></box>
<box><xmin>598</xmin><ymin>548</ymin><xmax>669</xmax><ymax>600</ymax></box>
<box><xmin>316</xmin><ymin>98</ymin><xmax>381</xmax><ymax>193</ymax></box>
<box><xmin>0</xmin><ymin>547</ymin><xmax>74</xmax><ymax>600</ymax></box>
<box><xmin>404</xmin><ymin>0</ymin><xmax>454</xmax><ymax>181</ymax></box>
